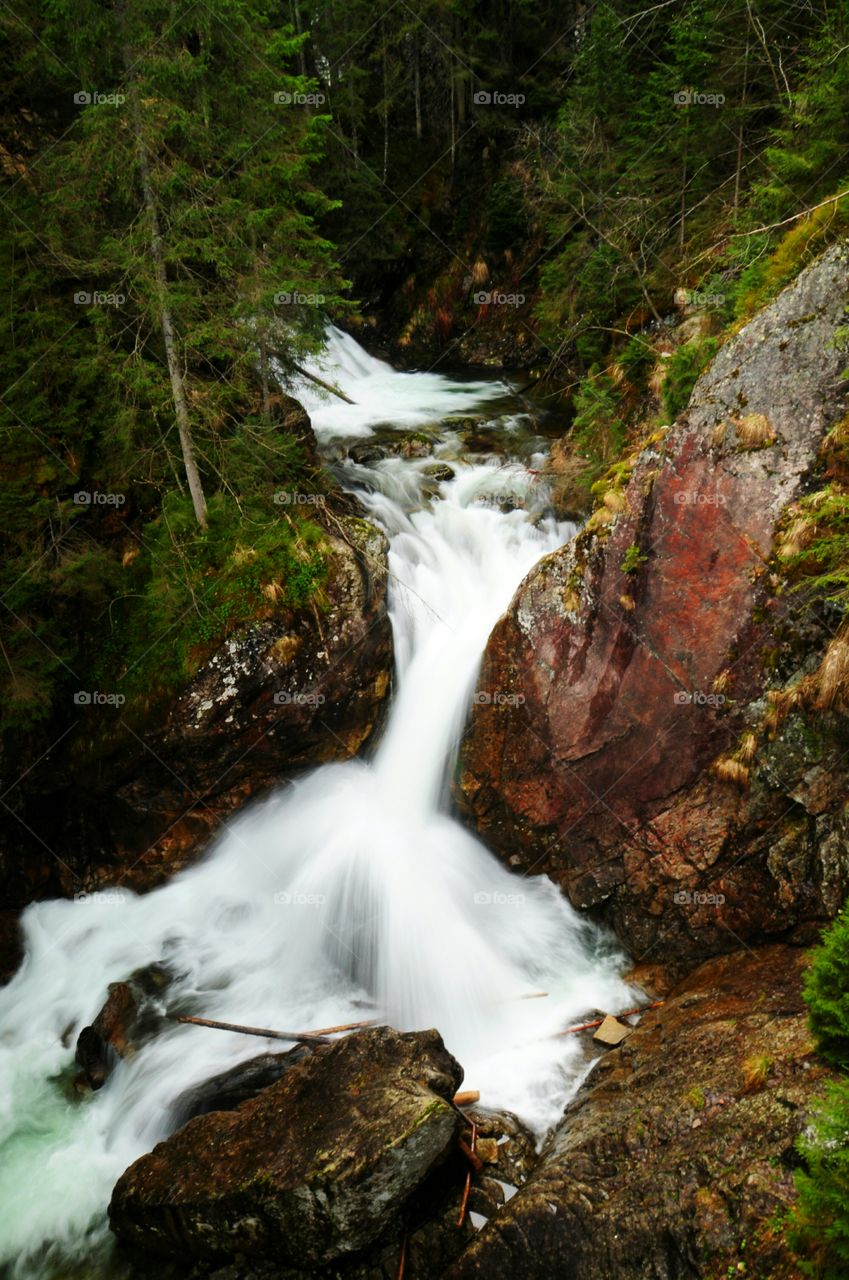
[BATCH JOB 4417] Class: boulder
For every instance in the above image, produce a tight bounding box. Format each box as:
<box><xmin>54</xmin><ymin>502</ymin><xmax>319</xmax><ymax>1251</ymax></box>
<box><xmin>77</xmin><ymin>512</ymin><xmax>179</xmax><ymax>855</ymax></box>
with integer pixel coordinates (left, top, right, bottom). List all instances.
<box><xmin>109</xmin><ymin>1027</ymin><xmax>463</xmax><ymax>1267</ymax></box>
<box><xmin>443</xmin><ymin>945</ymin><xmax>833</xmax><ymax>1280</ymax></box>
<box><xmin>169</xmin><ymin>1046</ymin><xmax>314</xmax><ymax>1126</ymax></box>
<box><xmin>75</xmin><ymin>962</ymin><xmax>171</xmax><ymax>1089</ymax></box>
<box><xmin>457</xmin><ymin>242</ymin><xmax>849</xmax><ymax>969</ymax></box>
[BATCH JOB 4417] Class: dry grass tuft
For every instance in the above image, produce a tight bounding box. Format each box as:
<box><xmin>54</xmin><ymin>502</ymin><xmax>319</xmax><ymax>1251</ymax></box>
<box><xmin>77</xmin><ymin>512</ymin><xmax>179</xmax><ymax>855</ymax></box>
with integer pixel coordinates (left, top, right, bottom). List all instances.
<box><xmin>602</xmin><ymin>488</ymin><xmax>629</xmax><ymax>513</ymax></box>
<box><xmin>814</xmin><ymin>625</ymin><xmax>849</xmax><ymax>709</ymax></box>
<box><xmin>738</xmin><ymin>731</ymin><xmax>758</xmax><ymax>763</ymax></box>
<box><xmin>735</xmin><ymin>412</ymin><xmax>776</xmax><ymax>449</ymax></box>
<box><xmin>711</xmin><ymin>421</ymin><xmax>728</xmax><ymax>449</ymax></box>
<box><xmin>777</xmin><ymin>513</ymin><xmax>815</xmax><ymax>560</ymax></box>
<box><xmin>712</xmin><ymin>756</ymin><xmax>751</xmax><ymax>788</ymax></box>
<box><xmin>741</xmin><ymin>1054</ymin><xmax>773</xmax><ymax>1093</ymax></box>
<box><xmin>471</xmin><ymin>259</ymin><xmax>489</xmax><ymax>285</ymax></box>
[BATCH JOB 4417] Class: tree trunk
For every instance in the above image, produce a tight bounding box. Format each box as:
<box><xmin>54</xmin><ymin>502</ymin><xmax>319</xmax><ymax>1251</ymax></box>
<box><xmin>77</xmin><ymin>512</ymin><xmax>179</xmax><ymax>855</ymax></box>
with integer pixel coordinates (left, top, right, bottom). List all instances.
<box><xmin>121</xmin><ymin>31</ymin><xmax>208</xmax><ymax>529</ymax></box>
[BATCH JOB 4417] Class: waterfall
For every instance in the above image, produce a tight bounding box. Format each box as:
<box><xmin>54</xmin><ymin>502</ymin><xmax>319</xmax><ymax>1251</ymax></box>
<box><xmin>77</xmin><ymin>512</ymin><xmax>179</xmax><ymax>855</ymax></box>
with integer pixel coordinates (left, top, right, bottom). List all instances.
<box><xmin>0</xmin><ymin>329</ymin><xmax>632</xmax><ymax>1276</ymax></box>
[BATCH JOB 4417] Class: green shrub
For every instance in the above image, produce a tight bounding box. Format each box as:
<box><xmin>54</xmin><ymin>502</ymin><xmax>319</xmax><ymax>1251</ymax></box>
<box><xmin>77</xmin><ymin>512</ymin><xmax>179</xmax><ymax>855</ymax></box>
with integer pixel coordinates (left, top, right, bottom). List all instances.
<box><xmin>792</xmin><ymin>1079</ymin><xmax>849</xmax><ymax>1278</ymax></box>
<box><xmin>661</xmin><ymin>337</ymin><xmax>718</xmax><ymax>420</ymax></box>
<box><xmin>568</xmin><ymin>370</ymin><xmax>628</xmax><ymax>496</ymax></box>
<box><xmin>804</xmin><ymin>909</ymin><xmax>849</xmax><ymax>1066</ymax></box>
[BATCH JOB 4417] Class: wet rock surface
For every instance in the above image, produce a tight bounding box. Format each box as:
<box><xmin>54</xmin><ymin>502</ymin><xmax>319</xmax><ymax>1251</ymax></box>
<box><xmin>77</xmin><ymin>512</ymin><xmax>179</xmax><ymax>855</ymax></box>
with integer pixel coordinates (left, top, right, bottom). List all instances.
<box><xmin>443</xmin><ymin>945</ymin><xmax>831</xmax><ymax>1280</ymax></box>
<box><xmin>109</xmin><ymin>1027</ymin><xmax>464</xmax><ymax>1268</ymax></box>
<box><xmin>458</xmin><ymin>242</ymin><xmax>849</xmax><ymax>969</ymax></box>
<box><xmin>75</xmin><ymin>962</ymin><xmax>172</xmax><ymax>1089</ymax></box>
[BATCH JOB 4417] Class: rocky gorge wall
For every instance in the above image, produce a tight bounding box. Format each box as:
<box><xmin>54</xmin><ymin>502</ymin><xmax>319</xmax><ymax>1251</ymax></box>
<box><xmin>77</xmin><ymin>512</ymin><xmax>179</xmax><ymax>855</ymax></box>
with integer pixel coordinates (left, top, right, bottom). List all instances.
<box><xmin>458</xmin><ymin>241</ymin><xmax>849</xmax><ymax>975</ymax></box>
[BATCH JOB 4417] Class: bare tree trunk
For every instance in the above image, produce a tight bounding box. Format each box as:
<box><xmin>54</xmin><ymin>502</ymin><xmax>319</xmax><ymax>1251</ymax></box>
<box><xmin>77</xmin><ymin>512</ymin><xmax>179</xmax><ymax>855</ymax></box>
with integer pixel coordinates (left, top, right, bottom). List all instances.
<box><xmin>122</xmin><ymin>33</ymin><xmax>208</xmax><ymax>529</ymax></box>
<box><xmin>734</xmin><ymin>37</ymin><xmax>750</xmax><ymax>211</ymax></box>
<box><xmin>382</xmin><ymin>21</ymin><xmax>389</xmax><ymax>183</ymax></box>
<box><xmin>679</xmin><ymin>112</ymin><xmax>689</xmax><ymax>253</ymax></box>
<box><xmin>414</xmin><ymin>39</ymin><xmax>422</xmax><ymax>141</ymax></box>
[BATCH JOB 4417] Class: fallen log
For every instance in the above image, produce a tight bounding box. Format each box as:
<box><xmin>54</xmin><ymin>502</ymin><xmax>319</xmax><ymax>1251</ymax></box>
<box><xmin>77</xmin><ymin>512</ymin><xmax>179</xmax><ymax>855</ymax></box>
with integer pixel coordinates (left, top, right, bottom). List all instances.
<box><xmin>291</xmin><ymin>361</ymin><xmax>355</xmax><ymax>404</ymax></box>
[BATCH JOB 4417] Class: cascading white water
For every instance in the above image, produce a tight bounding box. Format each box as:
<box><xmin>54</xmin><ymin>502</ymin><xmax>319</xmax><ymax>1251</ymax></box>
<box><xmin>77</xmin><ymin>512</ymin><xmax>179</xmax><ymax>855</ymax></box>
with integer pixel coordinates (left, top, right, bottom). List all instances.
<box><xmin>0</xmin><ymin>328</ymin><xmax>632</xmax><ymax>1277</ymax></box>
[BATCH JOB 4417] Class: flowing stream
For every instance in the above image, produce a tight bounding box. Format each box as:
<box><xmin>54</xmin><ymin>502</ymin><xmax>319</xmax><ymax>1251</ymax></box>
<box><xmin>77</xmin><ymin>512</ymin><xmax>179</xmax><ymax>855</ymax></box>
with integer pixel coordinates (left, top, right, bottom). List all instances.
<box><xmin>0</xmin><ymin>328</ymin><xmax>632</xmax><ymax>1277</ymax></box>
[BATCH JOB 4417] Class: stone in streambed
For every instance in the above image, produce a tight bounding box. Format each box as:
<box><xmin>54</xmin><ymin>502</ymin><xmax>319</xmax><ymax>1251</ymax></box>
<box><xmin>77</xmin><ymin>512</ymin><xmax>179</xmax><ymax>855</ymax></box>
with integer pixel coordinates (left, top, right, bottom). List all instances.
<box><xmin>75</xmin><ymin>962</ymin><xmax>171</xmax><ymax>1089</ymax></box>
<box><xmin>108</xmin><ymin>1026</ymin><xmax>463</xmax><ymax>1267</ymax></box>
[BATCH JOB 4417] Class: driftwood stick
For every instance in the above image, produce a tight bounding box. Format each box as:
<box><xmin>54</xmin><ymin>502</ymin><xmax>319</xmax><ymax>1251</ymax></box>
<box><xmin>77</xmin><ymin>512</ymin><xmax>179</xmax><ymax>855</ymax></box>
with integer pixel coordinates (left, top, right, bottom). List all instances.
<box><xmin>555</xmin><ymin>1000</ymin><xmax>665</xmax><ymax>1037</ymax></box>
<box><xmin>174</xmin><ymin>1015</ymin><xmax>331</xmax><ymax>1043</ymax></box>
<box><xmin>458</xmin><ymin>1134</ymin><xmax>484</xmax><ymax>1175</ymax></box>
<box><xmin>173</xmin><ymin>1014</ymin><xmax>379</xmax><ymax>1043</ymax></box>
<box><xmin>395</xmin><ymin>1229</ymin><xmax>407</xmax><ymax>1280</ymax></box>
<box><xmin>457</xmin><ymin>1122</ymin><xmax>477</xmax><ymax>1227</ymax></box>
<box><xmin>291</xmin><ymin>361</ymin><xmax>355</xmax><ymax>404</ymax></box>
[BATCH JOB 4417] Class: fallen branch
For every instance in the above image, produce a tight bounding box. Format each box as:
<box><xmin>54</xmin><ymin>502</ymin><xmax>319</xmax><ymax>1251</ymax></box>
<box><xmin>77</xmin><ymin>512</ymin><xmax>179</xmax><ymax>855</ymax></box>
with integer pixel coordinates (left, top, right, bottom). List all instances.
<box><xmin>292</xmin><ymin>361</ymin><xmax>355</xmax><ymax>404</ymax></box>
<box><xmin>456</xmin><ymin>1122</ymin><xmax>477</xmax><ymax>1227</ymax></box>
<box><xmin>395</xmin><ymin>1229</ymin><xmax>407</xmax><ymax>1280</ymax></box>
<box><xmin>173</xmin><ymin>1014</ymin><xmax>378</xmax><ymax>1043</ymax></box>
<box><xmin>556</xmin><ymin>1000</ymin><xmax>665</xmax><ymax>1037</ymax></box>
<box><xmin>458</xmin><ymin>1133</ymin><xmax>484</xmax><ymax>1175</ymax></box>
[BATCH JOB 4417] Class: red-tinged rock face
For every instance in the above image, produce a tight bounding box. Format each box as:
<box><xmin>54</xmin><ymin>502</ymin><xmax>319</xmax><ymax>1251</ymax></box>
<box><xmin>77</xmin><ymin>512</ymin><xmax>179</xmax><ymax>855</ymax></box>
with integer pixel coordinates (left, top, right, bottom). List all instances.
<box><xmin>457</xmin><ymin>243</ymin><xmax>849</xmax><ymax>970</ymax></box>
